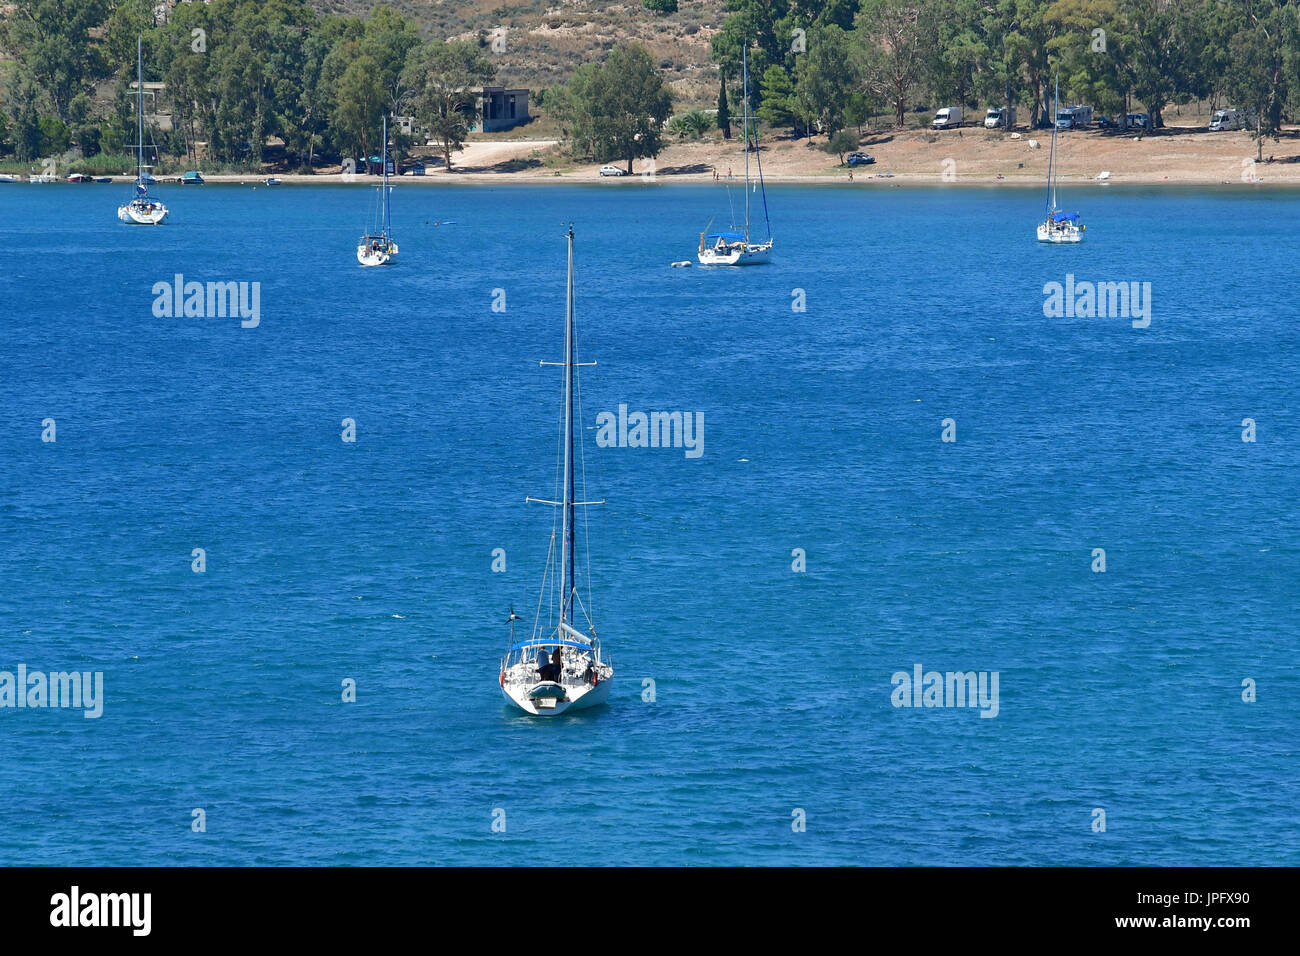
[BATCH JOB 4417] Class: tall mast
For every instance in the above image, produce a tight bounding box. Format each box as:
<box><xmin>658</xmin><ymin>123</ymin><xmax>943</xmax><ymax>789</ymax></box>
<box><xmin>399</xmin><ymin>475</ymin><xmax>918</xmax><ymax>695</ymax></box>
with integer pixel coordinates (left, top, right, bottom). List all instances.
<box><xmin>381</xmin><ymin>114</ymin><xmax>390</xmax><ymax>235</ymax></box>
<box><xmin>742</xmin><ymin>46</ymin><xmax>750</xmax><ymax>243</ymax></box>
<box><xmin>1049</xmin><ymin>75</ymin><xmax>1059</xmax><ymax>213</ymax></box>
<box><xmin>136</xmin><ymin>36</ymin><xmax>144</xmax><ymax>186</ymax></box>
<box><xmin>559</xmin><ymin>226</ymin><xmax>576</xmax><ymax>626</ymax></box>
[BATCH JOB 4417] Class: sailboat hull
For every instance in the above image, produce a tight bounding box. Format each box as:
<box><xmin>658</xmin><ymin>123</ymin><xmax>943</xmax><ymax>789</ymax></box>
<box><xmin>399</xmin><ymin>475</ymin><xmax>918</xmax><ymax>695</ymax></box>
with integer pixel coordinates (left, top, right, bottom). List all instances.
<box><xmin>357</xmin><ymin>240</ymin><xmax>397</xmax><ymax>266</ymax></box>
<box><xmin>118</xmin><ymin>201</ymin><xmax>168</xmax><ymax>225</ymax></box>
<box><xmin>1036</xmin><ymin>222</ymin><xmax>1083</xmax><ymax>243</ymax></box>
<box><xmin>501</xmin><ymin>676</ymin><xmax>612</xmax><ymax>716</ymax></box>
<box><xmin>698</xmin><ymin>241</ymin><xmax>773</xmax><ymax>266</ymax></box>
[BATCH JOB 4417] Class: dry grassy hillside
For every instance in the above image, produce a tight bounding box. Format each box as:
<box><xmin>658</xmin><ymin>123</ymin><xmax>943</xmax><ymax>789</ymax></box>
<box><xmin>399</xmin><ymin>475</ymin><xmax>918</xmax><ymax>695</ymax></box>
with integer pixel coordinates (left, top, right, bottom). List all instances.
<box><xmin>313</xmin><ymin>0</ymin><xmax>726</xmax><ymax>102</ymax></box>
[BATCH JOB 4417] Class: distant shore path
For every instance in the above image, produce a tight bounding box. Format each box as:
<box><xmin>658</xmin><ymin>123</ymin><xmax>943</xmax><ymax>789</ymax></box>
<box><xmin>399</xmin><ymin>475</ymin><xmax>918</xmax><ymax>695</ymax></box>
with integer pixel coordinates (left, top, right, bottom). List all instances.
<box><xmin>82</xmin><ymin>126</ymin><xmax>1300</xmax><ymax>187</ymax></box>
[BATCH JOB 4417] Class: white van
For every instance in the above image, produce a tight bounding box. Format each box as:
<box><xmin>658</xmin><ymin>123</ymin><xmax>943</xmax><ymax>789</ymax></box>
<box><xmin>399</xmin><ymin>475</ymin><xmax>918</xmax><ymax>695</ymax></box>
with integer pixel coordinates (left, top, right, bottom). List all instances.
<box><xmin>984</xmin><ymin>106</ymin><xmax>1016</xmax><ymax>129</ymax></box>
<box><xmin>1210</xmin><ymin>109</ymin><xmax>1243</xmax><ymax>131</ymax></box>
<box><xmin>932</xmin><ymin>107</ymin><xmax>963</xmax><ymax>129</ymax></box>
<box><xmin>1055</xmin><ymin>105</ymin><xmax>1093</xmax><ymax>129</ymax></box>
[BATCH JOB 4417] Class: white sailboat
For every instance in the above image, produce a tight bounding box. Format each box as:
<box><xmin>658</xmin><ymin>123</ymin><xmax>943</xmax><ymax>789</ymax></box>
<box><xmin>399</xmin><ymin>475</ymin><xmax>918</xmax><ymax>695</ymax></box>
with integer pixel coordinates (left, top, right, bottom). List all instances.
<box><xmin>357</xmin><ymin>116</ymin><xmax>398</xmax><ymax>266</ymax></box>
<box><xmin>117</xmin><ymin>36</ymin><xmax>168</xmax><ymax>225</ymax></box>
<box><xmin>500</xmin><ymin>226</ymin><xmax>613</xmax><ymax>716</ymax></box>
<box><xmin>1037</xmin><ymin>75</ymin><xmax>1083</xmax><ymax>243</ymax></box>
<box><xmin>699</xmin><ymin>46</ymin><xmax>773</xmax><ymax>265</ymax></box>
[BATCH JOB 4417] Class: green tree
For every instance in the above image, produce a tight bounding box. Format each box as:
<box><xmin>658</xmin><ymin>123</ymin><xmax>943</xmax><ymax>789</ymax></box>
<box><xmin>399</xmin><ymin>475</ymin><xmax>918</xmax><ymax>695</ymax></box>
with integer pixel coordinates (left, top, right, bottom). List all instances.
<box><xmin>920</xmin><ymin>0</ymin><xmax>986</xmax><ymax>109</ymax></box>
<box><xmin>556</xmin><ymin>44</ymin><xmax>674</xmax><ymax>174</ymax></box>
<box><xmin>1222</xmin><ymin>0</ymin><xmax>1291</xmax><ymax>153</ymax></box>
<box><xmin>855</xmin><ymin>0</ymin><xmax>926</xmax><ymax>128</ymax></box>
<box><xmin>1120</xmin><ymin>0</ymin><xmax>1207</xmax><ymax>128</ymax></box>
<box><xmin>1042</xmin><ymin>0</ymin><xmax>1127</xmax><ymax>123</ymax></box>
<box><xmin>0</xmin><ymin>0</ymin><xmax>110</xmax><ymax>121</ymax></box>
<box><xmin>794</xmin><ymin>24</ymin><xmax>856</xmax><ymax>137</ymax></box>
<box><xmin>717</xmin><ymin>72</ymin><xmax>732</xmax><ymax>138</ymax></box>
<box><xmin>360</xmin><ymin>5</ymin><xmax>422</xmax><ymax>115</ymax></box>
<box><xmin>758</xmin><ymin>64</ymin><xmax>805</xmax><ymax>135</ymax></box>
<box><xmin>711</xmin><ymin>0</ymin><xmax>788</xmax><ymax>83</ymax></box>
<box><xmin>333</xmin><ymin>55</ymin><xmax>386</xmax><ymax>163</ymax></box>
<box><xmin>1000</xmin><ymin>0</ymin><xmax>1058</xmax><ymax>128</ymax></box>
<box><xmin>824</xmin><ymin>127</ymin><xmax>859</xmax><ymax>162</ymax></box>
<box><xmin>402</xmin><ymin>40</ymin><xmax>495</xmax><ymax>171</ymax></box>
<box><xmin>13</xmin><ymin>89</ymin><xmax>42</xmax><ymax>161</ymax></box>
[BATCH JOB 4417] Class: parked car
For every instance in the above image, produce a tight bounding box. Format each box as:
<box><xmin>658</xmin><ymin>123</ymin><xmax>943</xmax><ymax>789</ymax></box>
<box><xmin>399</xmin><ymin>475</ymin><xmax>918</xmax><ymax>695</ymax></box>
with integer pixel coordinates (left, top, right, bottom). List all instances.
<box><xmin>984</xmin><ymin>106</ymin><xmax>1016</xmax><ymax>129</ymax></box>
<box><xmin>1096</xmin><ymin>115</ymin><xmax>1116</xmax><ymax>129</ymax></box>
<box><xmin>1126</xmin><ymin>112</ymin><xmax>1151</xmax><ymax>130</ymax></box>
<box><xmin>847</xmin><ymin>151</ymin><xmax>875</xmax><ymax>166</ymax></box>
<box><xmin>932</xmin><ymin>106</ymin><xmax>963</xmax><ymax>129</ymax></box>
<box><xmin>599</xmin><ymin>164</ymin><xmax>627</xmax><ymax>177</ymax></box>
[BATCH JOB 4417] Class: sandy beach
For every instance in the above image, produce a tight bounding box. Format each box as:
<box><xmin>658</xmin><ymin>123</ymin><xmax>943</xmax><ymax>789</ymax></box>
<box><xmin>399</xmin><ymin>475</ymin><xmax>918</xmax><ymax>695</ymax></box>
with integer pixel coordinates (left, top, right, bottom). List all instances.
<box><xmin>86</xmin><ymin>125</ymin><xmax>1300</xmax><ymax>187</ymax></box>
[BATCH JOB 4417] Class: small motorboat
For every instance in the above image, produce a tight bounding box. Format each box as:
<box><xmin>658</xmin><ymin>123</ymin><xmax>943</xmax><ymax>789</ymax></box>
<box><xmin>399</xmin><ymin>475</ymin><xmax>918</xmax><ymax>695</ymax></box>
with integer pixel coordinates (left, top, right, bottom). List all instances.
<box><xmin>182</xmin><ymin>171</ymin><xmax>205</xmax><ymax>185</ymax></box>
<box><xmin>264</xmin><ymin>177</ymin><xmax>281</xmax><ymax>186</ymax></box>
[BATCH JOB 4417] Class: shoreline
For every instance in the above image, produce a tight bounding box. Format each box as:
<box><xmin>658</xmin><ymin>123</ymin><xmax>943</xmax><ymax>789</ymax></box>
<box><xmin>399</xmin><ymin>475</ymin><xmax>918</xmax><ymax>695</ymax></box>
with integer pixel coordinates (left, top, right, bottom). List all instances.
<box><xmin>62</xmin><ymin>172</ymin><xmax>1299</xmax><ymax>187</ymax></box>
<box><xmin>26</xmin><ymin>125</ymin><xmax>1300</xmax><ymax>188</ymax></box>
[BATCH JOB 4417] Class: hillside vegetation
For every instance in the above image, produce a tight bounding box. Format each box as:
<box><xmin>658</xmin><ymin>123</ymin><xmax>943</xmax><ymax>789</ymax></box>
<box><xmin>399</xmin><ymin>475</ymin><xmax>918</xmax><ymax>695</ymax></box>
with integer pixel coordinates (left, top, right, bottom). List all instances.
<box><xmin>315</xmin><ymin>1</ymin><xmax>725</xmax><ymax>100</ymax></box>
<box><xmin>3</xmin><ymin>1</ymin><xmax>1298</xmax><ymax>176</ymax></box>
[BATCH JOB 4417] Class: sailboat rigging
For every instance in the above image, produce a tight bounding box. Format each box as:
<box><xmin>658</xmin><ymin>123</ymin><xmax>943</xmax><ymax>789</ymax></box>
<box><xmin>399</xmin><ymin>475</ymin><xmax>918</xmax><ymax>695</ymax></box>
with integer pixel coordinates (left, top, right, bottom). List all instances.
<box><xmin>1037</xmin><ymin>75</ymin><xmax>1084</xmax><ymax>243</ymax></box>
<box><xmin>357</xmin><ymin>115</ymin><xmax>399</xmax><ymax>266</ymax></box>
<box><xmin>117</xmin><ymin>36</ymin><xmax>168</xmax><ymax>225</ymax></box>
<box><xmin>499</xmin><ymin>225</ymin><xmax>613</xmax><ymax>716</ymax></box>
<box><xmin>698</xmin><ymin>45</ymin><xmax>773</xmax><ymax>265</ymax></box>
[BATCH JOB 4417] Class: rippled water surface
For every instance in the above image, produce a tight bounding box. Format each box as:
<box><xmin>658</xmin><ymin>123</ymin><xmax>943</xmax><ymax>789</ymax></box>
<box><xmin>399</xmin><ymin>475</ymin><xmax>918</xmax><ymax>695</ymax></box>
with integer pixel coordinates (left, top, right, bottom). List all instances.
<box><xmin>0</xmin><ymin>182</ymin><xmax>1296</xmax><ymax>864</ymax></box>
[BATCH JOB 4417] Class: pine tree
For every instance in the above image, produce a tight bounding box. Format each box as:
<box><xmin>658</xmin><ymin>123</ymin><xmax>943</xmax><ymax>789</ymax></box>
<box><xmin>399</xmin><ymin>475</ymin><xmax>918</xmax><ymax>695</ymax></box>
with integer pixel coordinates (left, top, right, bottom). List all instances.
<box><xmin>717</xmin><ymin>73</ymin><xmax>731</xmax><ymax>139</ymax></box>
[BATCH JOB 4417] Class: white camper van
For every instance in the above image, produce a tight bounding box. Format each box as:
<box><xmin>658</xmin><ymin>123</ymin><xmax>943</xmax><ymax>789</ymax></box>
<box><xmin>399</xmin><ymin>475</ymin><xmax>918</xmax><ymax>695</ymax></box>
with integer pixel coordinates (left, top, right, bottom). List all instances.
<box><xmin>1210</xmin><ymin>108</ymin><xmax>1244</xmax><ymax>131</ymax></box>
<box><xmin>984</xmin><ymin>106</ymin><xmax>1016</xmax><ymax>129</ymax></box>
<box><xmin>933</xmin><ymin>107</ymin><xmax>963</xmax><ymax>129</ymax></box>
<box><xmin>1055</xmin><ymin>105</ymin><xmax>1093</xmax><ymax>129</ymax></box>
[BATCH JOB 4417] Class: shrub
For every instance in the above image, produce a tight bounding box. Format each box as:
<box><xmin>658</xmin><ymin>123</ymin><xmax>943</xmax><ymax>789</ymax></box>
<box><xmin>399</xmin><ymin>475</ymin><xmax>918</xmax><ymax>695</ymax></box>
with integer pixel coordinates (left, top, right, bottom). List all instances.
<box><xmin>67</xmin><ymin>152</ymin><xmax>138</xmax><ymax>176</ymax></box>
<box><xmin>823</xmin><ymin>129</ymin><xmax>859</xmax><ymax>164</ymax></box>
<box><xmin>38</xmin><ymin>117</ymin><xmax>71</xmax><ymax>155</ymax></box>
<box><xmin>667</xmin><ymin>109</ymin><xmax>711</xmax><ymax>140</ymax></box>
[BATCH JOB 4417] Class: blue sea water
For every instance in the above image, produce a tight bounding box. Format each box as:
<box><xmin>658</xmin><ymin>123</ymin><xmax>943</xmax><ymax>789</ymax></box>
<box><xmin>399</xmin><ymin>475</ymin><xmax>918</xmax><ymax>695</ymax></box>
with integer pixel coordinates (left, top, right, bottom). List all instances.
<box><xmin>0</xmin><ymin>180</ymin><xmax>1296</xmax><ymax>866</ymax></box>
